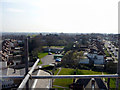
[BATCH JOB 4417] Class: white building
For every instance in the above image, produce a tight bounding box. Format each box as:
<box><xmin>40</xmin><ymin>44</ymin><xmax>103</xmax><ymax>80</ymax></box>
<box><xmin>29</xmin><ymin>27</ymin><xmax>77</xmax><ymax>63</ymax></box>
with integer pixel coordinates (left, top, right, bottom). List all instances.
<box><xmin>87</xmin><ymin>50</ymin><xmax>105</xmax><ymax>65</ymax></box>
<box><xmin>79</xmin><ymin>56</ymin><xmax>89</xmax><ymax>64</ymax></box>
<box><xmin>0</xmin><ymin>61</ymin><xmax>16</xmax><ymax>89</ymax></box>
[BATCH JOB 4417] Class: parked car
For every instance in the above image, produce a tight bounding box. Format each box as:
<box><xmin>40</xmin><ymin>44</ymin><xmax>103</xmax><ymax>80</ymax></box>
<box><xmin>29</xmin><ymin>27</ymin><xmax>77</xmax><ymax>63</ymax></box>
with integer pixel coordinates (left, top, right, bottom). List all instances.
<box><xmin>55</xmin><ymin>58</ymin><xmax>62</xmax><ymax>62</ymax></box>
<box><xmin>38</xmin><ymin>66</ymin><xmax>42</xmax><ymax>69</ymax></box>
<box><xmin>58</xmin><ymin>51</ymin><xmax>61</xmax><ymax>54</ymax></box>
<box><xmin>48</xmin><ymin>52</ymin><xmax>52</xmax><ymax>55</ymax></box>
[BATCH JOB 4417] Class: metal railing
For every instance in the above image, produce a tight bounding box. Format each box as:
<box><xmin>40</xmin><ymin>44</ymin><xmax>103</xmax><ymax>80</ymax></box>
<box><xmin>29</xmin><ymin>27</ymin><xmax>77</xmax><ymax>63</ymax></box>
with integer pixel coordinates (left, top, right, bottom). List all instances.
<box><xmin>18</xmin><ymin>59</ymin><xmax>40</xmax><ymax>89</ymax></box>
<box><xmin>1</xmin><ymin>74</ymin><xmax>119</xmax><ymax>79</ymax></box>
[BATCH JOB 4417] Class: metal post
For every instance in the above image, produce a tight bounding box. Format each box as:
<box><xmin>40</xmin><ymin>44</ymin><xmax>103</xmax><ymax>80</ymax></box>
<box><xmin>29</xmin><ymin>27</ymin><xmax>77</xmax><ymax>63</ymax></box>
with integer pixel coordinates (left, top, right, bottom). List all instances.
<box><xmin>18</xmin><ymin>59</ymin><xmax>40</xmax><ymax>90</ymax></box>
<box><xmin>117</xmin><ymin>34</ymin><xmax>120</xmax><ymax>89</ymax></box>
<box><xmin>107</xmin><ymin>78</ymin><xmax>110</xmax><ymax>90</ymax></box>
<box><xmin>52</xmin><ymin>63</ymin><xmax>56</xmax><ymax>87</ymax></box>
<box><xmin>24</xmin><ymin>37</ymin><xmax>29</xmax><ymax>89</ymax></box>
<box><xmin>117</xmin><ymin>32</ymin><xmax>120</xmax><ymax>89</ymax></box>
<box><xmin>117</xmin><ymin>2</ymin><xmax>120</xmax><ymax>89</ymax></box>
<box><xmin>116</xmin><ymin>34</ymin><xmax>119</xmax><ymax>89</ymax></box>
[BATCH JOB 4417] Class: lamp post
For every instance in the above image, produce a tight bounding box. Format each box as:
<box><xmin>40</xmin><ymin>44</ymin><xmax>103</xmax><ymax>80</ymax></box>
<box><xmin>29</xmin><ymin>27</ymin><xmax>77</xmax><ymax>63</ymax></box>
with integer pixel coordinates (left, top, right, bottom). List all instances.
<box><xmin>24</xmin><ymin>37</ymin><xmax>29</xmax><ymax>90</ymax></box>
<box><xmin>73</xmin><ymin>44</ymin><xmax>76</xmax><ymax>83</ymax></box>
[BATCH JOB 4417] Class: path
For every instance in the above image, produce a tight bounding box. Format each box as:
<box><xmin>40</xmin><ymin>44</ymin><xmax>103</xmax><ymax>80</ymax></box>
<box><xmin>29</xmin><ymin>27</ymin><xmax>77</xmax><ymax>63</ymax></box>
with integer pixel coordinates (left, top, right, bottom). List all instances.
<box><xmin>32</xmin><ymin>70</ymin><xmax>51</xmax><ymax>88</ymax></box>
<box><xmin>53</xmin><ymin>68</ymin><xmax>62</xmax><ymax>82</ymax></box>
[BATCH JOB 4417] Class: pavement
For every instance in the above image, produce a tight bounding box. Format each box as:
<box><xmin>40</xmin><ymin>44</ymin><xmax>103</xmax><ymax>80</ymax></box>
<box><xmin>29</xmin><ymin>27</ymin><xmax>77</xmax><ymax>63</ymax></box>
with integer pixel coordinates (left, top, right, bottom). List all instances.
<box><xmin>53</xmin><ymin>68</ymin><xmax>61</xmax><ymax>82</ymax></box>
<box><xmin>32</xmin><ymin>70</ymin><xmax>51</xmax><ymax>88</ymax></box>
<box><xmin>7</xmin><ymin>68</ymin><xmax>25</xmax><ymax>76</ymax></box>
<box><xmin>7</xmin><ymin>66</ymin><xmax>38</xmax><ymax>76</ymax></box>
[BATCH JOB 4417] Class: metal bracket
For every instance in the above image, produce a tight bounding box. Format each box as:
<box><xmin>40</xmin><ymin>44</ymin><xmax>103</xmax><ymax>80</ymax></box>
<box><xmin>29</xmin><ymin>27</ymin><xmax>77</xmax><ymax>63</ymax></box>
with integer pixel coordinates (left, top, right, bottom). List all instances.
<box><xmin>28</xmin><ymin>73</ymin><xmax>32</xmax><ymax>79</ymax></box>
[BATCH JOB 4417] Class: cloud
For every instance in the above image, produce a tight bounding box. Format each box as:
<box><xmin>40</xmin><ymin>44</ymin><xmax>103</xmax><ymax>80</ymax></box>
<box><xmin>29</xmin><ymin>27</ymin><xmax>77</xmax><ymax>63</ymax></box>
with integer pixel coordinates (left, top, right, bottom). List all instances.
<box><xmin>7</xmin><ymin>8</ymin><xmax>24</xmax><ymax>13</ymax></box>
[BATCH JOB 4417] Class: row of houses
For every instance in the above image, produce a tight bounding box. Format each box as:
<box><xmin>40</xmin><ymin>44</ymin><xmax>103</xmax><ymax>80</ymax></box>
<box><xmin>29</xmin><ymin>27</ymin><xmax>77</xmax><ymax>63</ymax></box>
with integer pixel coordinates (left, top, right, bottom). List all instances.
<box><xmin>0</xmin><ymin>39</ymin><xmax>24</xmax><ymax>89</ymax></box>
<box><xmin>1</xmin><ymin>39</ymin><xmax>24</xmax><ymax>67</ymax></box>
<box><xmin>70</xmin><ymin>78</ymin><xmax>107</xmax><ymax>89</ymax></box>
<box><xmin>78</xmin><ymin>39</ymin><xmax>118</xmax><ymax>73</ymax></box>
<box><xmin>79</xmin><ymin>39</ymin><xmax>105</xmax><ymax>65</ymax></box>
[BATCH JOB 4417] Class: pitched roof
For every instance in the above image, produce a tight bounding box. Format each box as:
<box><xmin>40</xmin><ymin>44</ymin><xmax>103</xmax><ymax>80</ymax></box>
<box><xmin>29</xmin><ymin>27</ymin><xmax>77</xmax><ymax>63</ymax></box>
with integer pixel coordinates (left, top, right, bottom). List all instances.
<box><xmin>76</xmin><ymin>79</ymin><xmax>91</xmax><ymax>87</ymax></box>
<box><xmin>97</xmin><ymin>51</ymin><xmax>104</xmax><ymax>55</ymax></box>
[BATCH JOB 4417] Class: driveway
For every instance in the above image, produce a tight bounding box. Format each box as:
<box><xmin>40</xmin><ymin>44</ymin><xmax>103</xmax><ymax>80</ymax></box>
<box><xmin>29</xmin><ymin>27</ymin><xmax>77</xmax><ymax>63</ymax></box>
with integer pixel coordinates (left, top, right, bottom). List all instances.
<box><xmin>41</xmin><ymin>54</ymin><xmax>55</xmax><ymax>66</ymax></box>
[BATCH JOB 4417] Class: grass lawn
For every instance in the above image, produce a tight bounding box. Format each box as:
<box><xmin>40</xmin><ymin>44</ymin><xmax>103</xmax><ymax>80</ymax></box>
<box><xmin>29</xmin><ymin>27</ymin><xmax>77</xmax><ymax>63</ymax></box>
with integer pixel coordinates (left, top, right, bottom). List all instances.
<box><xmin>38</xmin><ymin>52</ymin><xmax>48</xmax><ymax>59</ymax></box>
<box><xmin>42</xmin><ymin>65</ymin><xmax>50</xmax><ymax>68</ymax></box>
<box><xmin>105</xmin><ymin>78</ymin><xmax>120</xmax><ymax>88</ymax></box>
<box><xmin>38</xmin><ymin>60</ymin><xmax>43</xmax><ymax>65</ymax></box>
<box><xmin>109</xmin><ymin>78</ymin><xmax>116</xmax><ymax>88</ymax></box>
<box><xmin>53</xmin><ymin>68</ymin><xmax>103</xmax><ymax>88</ymax></box>
<box><xmin>37</xmin><ymin>52</ymin><xmax>48</xmax><ymax>65</ymax></box>
<box><xmin>54</xmin><ymin>68</ymin><xmax>60</xmax><ymax>75</ymax></box>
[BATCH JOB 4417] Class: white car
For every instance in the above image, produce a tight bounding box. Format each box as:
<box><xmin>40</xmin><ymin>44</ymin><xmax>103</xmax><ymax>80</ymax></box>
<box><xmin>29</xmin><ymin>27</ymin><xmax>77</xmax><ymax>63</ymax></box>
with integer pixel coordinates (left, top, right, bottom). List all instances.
<box><xmin>48</xmin><ymin>52</ymin><xmax>52</xmax><ymax>55</ymax></box>
<box><xmin>38</xmin><ymin>66</ymin><xmax>42</xmax><ymax>69</ymax></box>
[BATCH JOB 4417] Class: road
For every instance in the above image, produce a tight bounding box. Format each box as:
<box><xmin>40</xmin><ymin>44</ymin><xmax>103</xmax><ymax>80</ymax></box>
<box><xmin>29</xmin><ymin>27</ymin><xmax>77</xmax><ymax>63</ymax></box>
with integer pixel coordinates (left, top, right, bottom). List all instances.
<box><xmin>31</xmin><ymin>54</ymin><xmax>55</xmax><ymax>88</ymax></box>
<box><xmin>40</xmin><ymin>54</ymin><xmax>55</xmax><ymax>66</ymax></box>
<box><xmin>104</xmin><ymin>40</ymin><xmax>118</xmax><ymax>62</ymax></box>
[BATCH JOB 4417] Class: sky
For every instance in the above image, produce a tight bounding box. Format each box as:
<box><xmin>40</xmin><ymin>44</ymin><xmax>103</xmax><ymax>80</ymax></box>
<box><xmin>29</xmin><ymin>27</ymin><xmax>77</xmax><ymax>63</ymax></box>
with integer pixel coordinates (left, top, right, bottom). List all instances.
<box><xmin>0</xmin><ymin>0</ymin><xmax>119</xmax><ymax>33</ymax></box>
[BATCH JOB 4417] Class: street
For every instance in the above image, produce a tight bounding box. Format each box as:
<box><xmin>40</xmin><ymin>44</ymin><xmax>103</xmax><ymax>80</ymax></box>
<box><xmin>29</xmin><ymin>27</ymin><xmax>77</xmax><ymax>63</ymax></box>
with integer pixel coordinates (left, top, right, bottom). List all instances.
<box><xmin>40</xmin><ymin>54</ymin><xmax>55</xmax><ymax>66</ymax></box>
<box><xmin>104</xmin><ymin>40</ymin><xmax>118</xmax><ymax>62</ymax></box>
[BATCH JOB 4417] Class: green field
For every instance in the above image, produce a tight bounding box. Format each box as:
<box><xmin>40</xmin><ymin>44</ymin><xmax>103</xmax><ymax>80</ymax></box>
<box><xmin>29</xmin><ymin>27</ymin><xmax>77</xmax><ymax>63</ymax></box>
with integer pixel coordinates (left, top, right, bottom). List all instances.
<box><xmin>53</xmin><ymin>68</ymin><xmax>103</xmax><ymax>88</ymax></box>
<box><xmin>37</xmin><ymin>52</ymin><xmax>48</xmax><ymax>65</ymax></box>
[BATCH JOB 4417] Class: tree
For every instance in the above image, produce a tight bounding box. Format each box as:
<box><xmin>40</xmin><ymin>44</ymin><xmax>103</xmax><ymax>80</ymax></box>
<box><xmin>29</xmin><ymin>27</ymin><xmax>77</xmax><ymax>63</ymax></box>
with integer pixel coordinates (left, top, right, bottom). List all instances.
<box><xmin>62</xmin><ymin>50</ymin><xmax>74</xmax><ymax>67</ymax></box>
<box><xmin>61</xmin><ymin>50</ymin><xmax>84</xmax><ymax>68</ymax></box>
<box><xmin>64</xmin><ymin>43</ymin><xmax>74</xmax><ymax>52</ymax></box>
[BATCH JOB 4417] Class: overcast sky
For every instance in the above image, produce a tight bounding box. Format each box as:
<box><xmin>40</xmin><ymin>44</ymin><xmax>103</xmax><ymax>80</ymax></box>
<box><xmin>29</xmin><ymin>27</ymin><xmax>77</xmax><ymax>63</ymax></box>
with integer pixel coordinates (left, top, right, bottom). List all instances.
<box><xmin>1</xmin><ymin>0</ymin><xmax>119</xmax><ymax>33</ymax></box>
